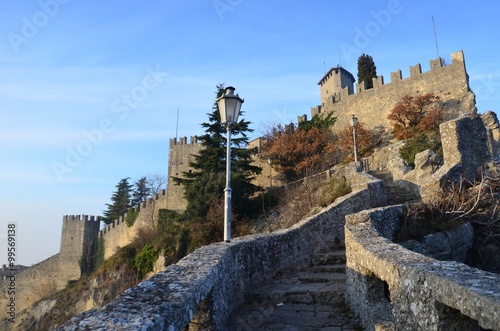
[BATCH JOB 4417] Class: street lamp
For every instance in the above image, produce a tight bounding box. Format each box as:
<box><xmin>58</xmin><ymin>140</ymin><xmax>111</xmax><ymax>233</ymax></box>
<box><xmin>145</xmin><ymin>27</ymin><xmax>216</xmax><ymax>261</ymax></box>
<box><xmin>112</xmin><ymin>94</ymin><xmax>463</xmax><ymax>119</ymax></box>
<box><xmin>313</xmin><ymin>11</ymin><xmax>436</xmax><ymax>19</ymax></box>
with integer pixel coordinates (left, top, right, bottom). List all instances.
<box><xmin>217</xmin><ymin>86</ymin><xmax>244</xmax><ymax>242</ymax></box>
<box><xmin>351</xmin><ymin>114</ymin><xmax>358</xmax><ymax>162</ymax></box>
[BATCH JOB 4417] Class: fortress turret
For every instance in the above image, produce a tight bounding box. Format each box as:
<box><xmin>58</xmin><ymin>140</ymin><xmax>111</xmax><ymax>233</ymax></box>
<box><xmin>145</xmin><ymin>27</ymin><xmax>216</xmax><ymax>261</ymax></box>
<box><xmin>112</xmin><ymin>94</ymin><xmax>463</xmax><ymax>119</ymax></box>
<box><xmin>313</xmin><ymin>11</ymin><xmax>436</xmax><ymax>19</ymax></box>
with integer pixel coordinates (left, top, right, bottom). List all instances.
<box><xmin>58</xmin><ymin>215</ymin><xmax>100</xmax><ymax>287</ymax></box>
<box><xmin>318</xmin><ymin>66</ymin><xmax>355</xmax><ymax>107</ymax></box>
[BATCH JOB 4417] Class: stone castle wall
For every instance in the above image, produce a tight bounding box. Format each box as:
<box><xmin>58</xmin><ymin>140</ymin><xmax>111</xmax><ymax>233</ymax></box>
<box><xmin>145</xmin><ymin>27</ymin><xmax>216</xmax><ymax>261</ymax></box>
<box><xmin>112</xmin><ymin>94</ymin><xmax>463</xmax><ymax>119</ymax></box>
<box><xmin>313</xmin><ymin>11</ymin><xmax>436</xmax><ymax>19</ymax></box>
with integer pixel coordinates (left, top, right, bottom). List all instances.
<box><xmin>58</xmin><ymin>215</ymin><xmax>100</xmax><ymax>288</ymax></box>
<box><xmin>313</xmin><ymin>50</ymin><xmax>477</xmax><ymax>134</ymax></box>
<box><xmin>166</xmin><ymin>136</ymin><xmax>203</xmax><ymax>212</ymax></box>
<box><xmin>0</xmin><ymin>193</ymin><xmax>170</xmax><ymax>326</ymax></box>
<box><xmin>247</xmin><ymin>137</ymin><xmax>282</xmax><ymax>188</ymax></box>
<box><xmin>58</xmin><ymin>169</ymin><xmax>388</xmax><ymax>330</ymax></box>
<box><xmin>0</xmin><ymin>215</ymin><xmax>101</xmax><ymax>320</ymax></box>
<box><xmin>100</xmin><ymin>191</ymin><xmax>167</xmax><ymax>260</ymax></box>
<box><xmin>0</xmin><ymin>253</ymin><xmax>61</xmax><ymax>316</ymax></box>
<box><xmin>166</xmin><ymin>136</ymin><xmax>281</xmax><ymax>213</ymax></box>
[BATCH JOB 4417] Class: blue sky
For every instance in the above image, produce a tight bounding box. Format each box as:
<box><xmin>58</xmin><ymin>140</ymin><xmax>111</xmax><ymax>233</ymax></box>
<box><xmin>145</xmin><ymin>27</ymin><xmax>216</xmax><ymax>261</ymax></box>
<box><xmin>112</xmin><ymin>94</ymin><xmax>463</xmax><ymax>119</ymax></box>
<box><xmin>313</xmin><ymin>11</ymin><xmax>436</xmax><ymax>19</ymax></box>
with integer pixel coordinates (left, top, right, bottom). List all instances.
<box><xmin>1</xmin><ymin>0</ymin><xmax>499</xmax><ymax>266</ymax></box>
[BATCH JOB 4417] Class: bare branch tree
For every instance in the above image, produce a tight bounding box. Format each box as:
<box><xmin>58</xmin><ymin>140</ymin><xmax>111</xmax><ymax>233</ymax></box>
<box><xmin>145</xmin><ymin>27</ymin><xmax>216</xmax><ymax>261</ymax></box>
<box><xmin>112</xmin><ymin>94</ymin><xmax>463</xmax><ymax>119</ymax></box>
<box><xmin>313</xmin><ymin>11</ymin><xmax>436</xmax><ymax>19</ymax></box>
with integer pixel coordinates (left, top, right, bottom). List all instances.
<box><xmin>143</xmin><ymin>173</ymin><xmax>168</xmax><ymax>230</ymax></box>
<box><xmin>146</xmin><ymin>173</ymin><xmax>167</xmax><ymax>196</ymax></box>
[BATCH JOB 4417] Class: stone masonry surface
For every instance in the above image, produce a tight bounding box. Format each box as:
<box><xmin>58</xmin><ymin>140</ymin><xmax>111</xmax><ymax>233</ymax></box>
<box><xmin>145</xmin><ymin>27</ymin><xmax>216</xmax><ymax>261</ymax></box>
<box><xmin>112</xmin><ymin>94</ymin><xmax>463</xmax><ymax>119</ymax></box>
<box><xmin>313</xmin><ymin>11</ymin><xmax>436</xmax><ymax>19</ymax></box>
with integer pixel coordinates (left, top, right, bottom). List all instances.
<box><xmin>49</xmin><ymin>114</ymin><xmax>500</xmax><ymax>329</ymax></box>
<box><xmin>100</xmin><ymin>190</ymin><xmax>167</xmax><ymax>260</ymax></box>
<box><xmin>226</xmin><ymin>244</ymin><xmax>362</xmax><ymax>330</ymax></box>
<box><xmin>345</xmin><ymin>206</ymin><xmax>500</xmax><ymax>331</ymax></box>
<box><xmin>0</xmin><ymin>215</ymin><xmax>100</xmax><ymax>318</ymax></box>
<box><xmin>57</xmin><ymin>170</ymin><xmax>387</xmax><ymax>330</ymax></box>
<box><xmin>0</xmin><ymin>191</ymin><xmax>167</xmax><ymax>328</ymax></box>
<box><xmin>420</xmin><ymin>115</ymin><xmax>491</xmax><ymax>202</ymax></box>
<box><xmin>312</xmin><ymin>50</ymin><xmax>476</xmax><ymax>135</ymax></box>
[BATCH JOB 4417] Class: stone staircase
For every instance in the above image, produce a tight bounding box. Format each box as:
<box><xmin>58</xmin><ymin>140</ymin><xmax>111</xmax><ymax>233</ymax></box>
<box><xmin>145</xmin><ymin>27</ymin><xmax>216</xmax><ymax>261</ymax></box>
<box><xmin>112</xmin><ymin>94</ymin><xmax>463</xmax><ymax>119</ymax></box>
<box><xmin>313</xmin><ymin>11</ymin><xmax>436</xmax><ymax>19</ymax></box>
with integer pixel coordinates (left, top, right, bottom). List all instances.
<box><xmin>226</xmin><ymin>245</ymin><xmax>362</xmax><ymax>331</ymax></box>
<box><xmin>369</xmin><ymin>170</ymin><xmax>420</xmax><ymax>205</ymax></box>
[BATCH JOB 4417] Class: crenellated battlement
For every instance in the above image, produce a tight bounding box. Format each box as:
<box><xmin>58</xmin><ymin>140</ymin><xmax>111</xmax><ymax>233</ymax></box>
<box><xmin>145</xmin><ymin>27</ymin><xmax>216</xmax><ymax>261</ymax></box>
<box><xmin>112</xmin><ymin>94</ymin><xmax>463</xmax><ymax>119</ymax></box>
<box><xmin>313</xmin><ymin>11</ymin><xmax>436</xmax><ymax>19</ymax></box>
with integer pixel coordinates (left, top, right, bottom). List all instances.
<box><xmin>313</xmin><ymin>50</ymin><xmax>475</xmax><ymax>133</ymax></box>
<box><xmin>99</xmin><ymin>189</ymin><xmax>167</xmax><ymax>259</ymax></box>
<box><xmin>100</xmin><ymin>189</ymin><xmax>166</xmax><ymax>236</ymax></box>
<box><xmin>169</xmin><ymin>136</ymin><xmax>201</xmax><ymax>146</ymax></box>
<box><xmin>346</xmin><ymin>51</ymin><xmax>465</xmax><ymax>95</ymax></box>
<box><xmin>63</xmin><ymin>215</ymin><xmax>100</xmax><ymax>222</ymax></box>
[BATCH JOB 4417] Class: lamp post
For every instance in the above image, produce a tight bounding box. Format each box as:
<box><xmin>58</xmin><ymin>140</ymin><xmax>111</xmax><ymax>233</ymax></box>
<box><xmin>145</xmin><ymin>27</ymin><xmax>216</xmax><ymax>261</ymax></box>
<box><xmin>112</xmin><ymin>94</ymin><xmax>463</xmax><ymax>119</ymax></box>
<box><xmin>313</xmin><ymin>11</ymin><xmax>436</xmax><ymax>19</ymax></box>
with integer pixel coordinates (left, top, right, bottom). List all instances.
<box><xmin>268</xmin><ymin>158</ymin><xmax>272</xmax><ymax>188</ymax></box>
<box><xmin>351</xmin><ymin>114</ymin><xmax>358</xmax><ymax>162</ymax></box>
<box><xmin>217</xmin><ymin>86</ymin><xmax>244</xmax><ymax>242</ymax></box>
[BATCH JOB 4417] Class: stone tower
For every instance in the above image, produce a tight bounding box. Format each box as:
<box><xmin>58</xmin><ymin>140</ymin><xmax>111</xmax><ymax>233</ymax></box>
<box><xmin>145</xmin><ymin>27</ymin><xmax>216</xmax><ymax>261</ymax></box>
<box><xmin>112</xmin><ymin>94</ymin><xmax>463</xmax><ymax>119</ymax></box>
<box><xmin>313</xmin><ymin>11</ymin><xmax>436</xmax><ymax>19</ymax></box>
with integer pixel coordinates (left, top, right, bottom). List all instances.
<box><xmin>58</xmin><ymin>215</ymin><xmax>100</xmax><ymax>287</ymax></box>
<box><xmin>166</xmin><ymin>136</ymin><xmax>203</xmax><ymax>212</ymax></box>
<box><xmin>318</xmin><ymin>66</ymin><xmax>355</xmax><ymax>107</ymax></box>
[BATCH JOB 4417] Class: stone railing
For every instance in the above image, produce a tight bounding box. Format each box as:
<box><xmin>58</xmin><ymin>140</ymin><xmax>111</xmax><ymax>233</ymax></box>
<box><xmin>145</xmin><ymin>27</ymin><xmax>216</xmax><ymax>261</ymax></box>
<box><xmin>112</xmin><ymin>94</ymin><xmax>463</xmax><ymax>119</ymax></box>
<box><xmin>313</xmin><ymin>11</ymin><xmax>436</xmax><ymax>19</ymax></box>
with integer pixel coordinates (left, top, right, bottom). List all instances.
<box><xmin>345</xmin><ymin>205</ymin><xmax>500</xmax><ymax>331</ymax></box>
<box><xmin>57</xmin><ymin>171</ymin><xmax>386</xmax><ymax>330</ymax></box>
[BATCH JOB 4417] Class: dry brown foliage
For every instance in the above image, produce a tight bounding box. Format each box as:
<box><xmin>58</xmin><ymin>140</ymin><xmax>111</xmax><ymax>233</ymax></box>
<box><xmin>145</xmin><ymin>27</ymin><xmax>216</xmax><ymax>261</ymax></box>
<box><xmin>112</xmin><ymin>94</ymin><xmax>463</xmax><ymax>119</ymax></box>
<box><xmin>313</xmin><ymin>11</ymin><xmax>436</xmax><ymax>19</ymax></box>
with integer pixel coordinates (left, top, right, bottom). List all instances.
<box><xmin>398</xmin><ymin>169</ymin><xmax>500</xmax><ymax>245</ymax></box>
<box><xmin>261</xmin><ymin>125</ymin><xmax>336</xmax><ymax>181</ymax></box>
<box><xmin>336</xmin><ymin>121</ymin><xmax>374</xmax><ymax>161</ymax></box>
<box><xmin>388</xmin><ymin>93</ymin><xmax>443</xmax><ymax>140</ymax></box>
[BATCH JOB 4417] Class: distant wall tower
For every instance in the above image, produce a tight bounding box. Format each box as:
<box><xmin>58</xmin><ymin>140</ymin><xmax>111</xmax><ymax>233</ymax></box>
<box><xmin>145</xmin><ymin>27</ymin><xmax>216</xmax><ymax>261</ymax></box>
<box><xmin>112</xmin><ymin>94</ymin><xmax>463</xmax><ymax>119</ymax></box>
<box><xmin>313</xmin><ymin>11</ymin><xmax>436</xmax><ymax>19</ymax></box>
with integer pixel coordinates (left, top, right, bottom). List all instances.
<box><xmin>166</xmin><ymin>136</ymin><xmax>203</xmax><ymax>212</ymax></box>
<box><xmin>58</xmin><ymin>215</ymin><xmax>100</xmax><ymax>287</ymax></box>
<box><xmin>318</xmin><ymin>66</ymin><xmax>355</xmax><ymax>107</ymax></box>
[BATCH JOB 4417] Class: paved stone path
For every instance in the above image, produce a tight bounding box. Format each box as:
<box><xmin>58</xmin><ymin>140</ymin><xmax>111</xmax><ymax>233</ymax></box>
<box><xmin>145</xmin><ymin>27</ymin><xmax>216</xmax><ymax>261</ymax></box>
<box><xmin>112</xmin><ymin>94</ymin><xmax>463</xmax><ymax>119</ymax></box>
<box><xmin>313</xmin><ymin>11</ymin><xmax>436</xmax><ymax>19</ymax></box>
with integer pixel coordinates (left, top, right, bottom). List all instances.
<box><xmin>369</xmin><ymin>170</ymin><xmax>420</xmax><ymax>205</ymax></box>
<box><xmin>226</xmin><ymin>245</ymin><xmax>362</xmax><ymax>331</ymax></box>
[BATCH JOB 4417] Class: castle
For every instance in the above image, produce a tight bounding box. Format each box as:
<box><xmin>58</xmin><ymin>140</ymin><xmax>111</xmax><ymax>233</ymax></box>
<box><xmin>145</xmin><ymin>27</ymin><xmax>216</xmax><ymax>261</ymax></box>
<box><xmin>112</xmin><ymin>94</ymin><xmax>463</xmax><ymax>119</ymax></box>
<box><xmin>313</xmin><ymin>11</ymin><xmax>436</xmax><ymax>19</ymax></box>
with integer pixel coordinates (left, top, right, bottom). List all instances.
<box><xmin>164</xmin><ymin>50</ymin><xmax>477</xmax><ymax>210</ymax></box>
<box><xmin>0</xmin><ymin>192</ymin><xmax>169</xmax><ymax>317</ymax></box>
<box><xmin>0</xmin><ymin>50</ymin><xmax>481</xmax><ymax>326</ymax></box>
<box><xmin>312</xmin><ymin>50</ymin><xmax>476</xmax><ymax>133</ymax></box>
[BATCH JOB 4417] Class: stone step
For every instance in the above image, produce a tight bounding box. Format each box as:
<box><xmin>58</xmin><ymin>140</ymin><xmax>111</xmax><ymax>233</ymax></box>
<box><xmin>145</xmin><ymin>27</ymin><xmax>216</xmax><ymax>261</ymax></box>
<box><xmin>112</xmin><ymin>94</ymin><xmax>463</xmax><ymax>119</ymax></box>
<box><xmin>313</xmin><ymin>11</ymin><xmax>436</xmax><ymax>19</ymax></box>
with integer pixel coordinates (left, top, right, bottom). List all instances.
<box><xmin>369</xmin><ymin>171</ymin><xmax>393</xmax><ymax>182</ymax></box>
<box><xmin>296</xmin><ymin>271</ymin><xmax>346</xmax><ymax>283</ymax></box>
<box><xmin>246</xmin><ymin>281</ymin><xmax>346</xmax><ymax>305</ymax></box>
<box><xmin>277</xmin><ymin>265</ymin><xmax>346</xmax><ymax>280</ymax></box>
<box><xmin>309</xmin><ymin>264</ymin><xmax>346</xmax><ymax>274</ymax></box>
<box><xmin>371</xmin><ymin>170</ymin><xmax>422</xmax><ymax>205</ymax></box>
<box><xmin>226</xmin><ymin>247</ymin><xmax>362</xmax><ymax>330</ymax></box>
<box><xmin>227</xmin><ymin>301</ymin><xmax>358</xmax><ymax>330</ymax></box>
<box><xmin>311</xmin><ymin>251</ymin><xmax>346</xmax><ymax>266</ymax></box>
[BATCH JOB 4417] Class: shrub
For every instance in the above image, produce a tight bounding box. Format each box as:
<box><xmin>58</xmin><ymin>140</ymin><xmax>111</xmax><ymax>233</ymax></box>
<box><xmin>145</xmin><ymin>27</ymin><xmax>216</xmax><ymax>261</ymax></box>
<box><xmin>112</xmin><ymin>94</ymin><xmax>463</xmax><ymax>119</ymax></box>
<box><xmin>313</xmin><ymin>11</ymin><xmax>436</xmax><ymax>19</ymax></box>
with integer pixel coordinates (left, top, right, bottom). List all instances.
<box><xmin>95</xmin><ymin>237</ymin><xmax>105</xmax><ymax>270</ymax></box>
<box><xmin>399</xmin><ymin>132</ymin><xmax>442</xmax><ymax>167</ymax></box>
<box><xmin>157</xmin><ymin>209</ymin><xmax>183</xmax><ymax>232</ymax></box>
<box><xmin>388</xmin><ymin>93</ymin><xmax>443</xmax><ymax>140</ymax></box>
<box><xmin>125</xmin><ymin>208</ymin><xmax>139</xmax><ymax>227</ymax></box>
<box><xmin>336</xmin><ymin>121</ymin><xmax>374</xmax><ymax>161</ymax></box>
<box><xmin>394</xmin><ymin>171</ymin><xmax>500</xmax><ymax>253</ymax></box>
<box><xmin>134</xmin><ymin>244</ymin><xmax>159</xmax><ymax>280</ymax></box>
<box><xmin>176</xmin><ymin>229</ymin><xmax>191</xmax><ymax>261</ymax></box>
<box><xmin>261</xmin><ymin>124</ymin><xmax>336</xmax><ymax>181</ymax></box>
<box><xmin>318</xmin><ymin>176</ymin><xmax>352</xmax><ymax>207</ymax></box>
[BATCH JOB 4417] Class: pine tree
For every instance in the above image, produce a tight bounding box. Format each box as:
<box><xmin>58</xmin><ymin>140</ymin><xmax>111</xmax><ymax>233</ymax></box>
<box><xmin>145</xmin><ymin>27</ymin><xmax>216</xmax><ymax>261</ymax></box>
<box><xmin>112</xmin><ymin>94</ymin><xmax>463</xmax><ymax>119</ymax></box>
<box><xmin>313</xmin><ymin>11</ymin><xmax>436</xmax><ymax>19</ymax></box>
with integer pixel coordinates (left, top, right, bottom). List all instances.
<box><xmin>173</xmin><ymin>84</ymin><xmax>262</xmax><ymax>220</ymax></box>
<box><xmin>102</xmin><ymin>177</ymin><xmax>133</xmax><ymax>224</ymax></box>
<box><xmin>131</xmin><ymin>176</ymin><xmax>149</xmax><ymax>207</ymax></box>
<box><xmin>357</xmin><ymin>53</ymin><xmax>377</xmax><ymax>89</ymax></box>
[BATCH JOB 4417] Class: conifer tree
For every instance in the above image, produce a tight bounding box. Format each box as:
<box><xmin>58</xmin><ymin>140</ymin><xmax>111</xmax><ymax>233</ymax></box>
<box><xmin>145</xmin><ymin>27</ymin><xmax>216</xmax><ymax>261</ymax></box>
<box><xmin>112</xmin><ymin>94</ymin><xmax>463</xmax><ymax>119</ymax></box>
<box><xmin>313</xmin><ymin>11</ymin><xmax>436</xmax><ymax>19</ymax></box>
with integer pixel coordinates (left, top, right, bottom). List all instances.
<box><xmin>173</xmin><ymin>84</ymin><xmax>262</xmax><ymax>220</ymax></box>
<box><xmin>357</xmin><ymin>53</ymin><xmax>377</xmax><ymax>89</ymax></box>
<box><xmin>131</xmin><ymin>176</ymin><xmax>149</xmax><ymax>206</ymax></box>
<box><xmin>102</xmin><ymin>177</ymin><xmax>133</xmax><ymax>224</ymax></box>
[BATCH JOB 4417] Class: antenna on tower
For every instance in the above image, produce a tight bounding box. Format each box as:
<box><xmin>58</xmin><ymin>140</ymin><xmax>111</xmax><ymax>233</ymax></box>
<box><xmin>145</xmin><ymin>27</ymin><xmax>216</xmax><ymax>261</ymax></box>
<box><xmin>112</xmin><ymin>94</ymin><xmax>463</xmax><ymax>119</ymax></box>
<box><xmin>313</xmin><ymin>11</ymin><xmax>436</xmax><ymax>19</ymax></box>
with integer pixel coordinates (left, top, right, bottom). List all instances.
<box><xmin>175</xmin><ymin>108</ymin><xmax>179</xmax><ymax>140</ymax></box>
<box><xmin>432</xmin><ymin>16</ymin><xmax>440</xmax><ymax>61</ymax></box>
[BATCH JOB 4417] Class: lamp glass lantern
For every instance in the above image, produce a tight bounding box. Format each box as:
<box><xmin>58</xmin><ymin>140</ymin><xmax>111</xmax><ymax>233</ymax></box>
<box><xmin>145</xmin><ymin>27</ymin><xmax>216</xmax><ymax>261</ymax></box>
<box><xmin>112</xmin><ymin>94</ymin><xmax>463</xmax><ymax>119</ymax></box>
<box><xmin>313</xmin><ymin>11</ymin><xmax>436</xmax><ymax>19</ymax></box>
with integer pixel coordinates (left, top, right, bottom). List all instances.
<box><xmin>350</xmin><ymin>114</ymin><xmax>358</xmax><ymax>127</ymax></box>
<box><xmin>216</xmin><ymin>86</ymin><xmax>244</xmax><ymax>242</ymax></box>
<box><xmin>217</xmin><ymin>86</ymin><xmax>243</xmax><ymax>125</ymax></box>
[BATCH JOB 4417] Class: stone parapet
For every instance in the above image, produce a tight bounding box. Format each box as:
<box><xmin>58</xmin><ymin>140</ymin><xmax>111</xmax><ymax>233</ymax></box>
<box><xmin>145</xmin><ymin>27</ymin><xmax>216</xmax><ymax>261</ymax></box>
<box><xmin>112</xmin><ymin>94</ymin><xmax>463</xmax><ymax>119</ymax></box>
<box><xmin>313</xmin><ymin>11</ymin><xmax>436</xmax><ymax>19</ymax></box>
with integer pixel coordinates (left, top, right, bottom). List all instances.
<box><xmin>57</xmin><ymin>172</ymin><xmax>386</xmax><ymax>330</ymax></box>
<box><xmin>345</xmin><ymin>205</ymin><xmax>500</xmax><ymax>331</ymax></box>
<box><xmin>420</xmin><ymin>115</ymin><xmax>490</xmax><ymax>202</ymax></box>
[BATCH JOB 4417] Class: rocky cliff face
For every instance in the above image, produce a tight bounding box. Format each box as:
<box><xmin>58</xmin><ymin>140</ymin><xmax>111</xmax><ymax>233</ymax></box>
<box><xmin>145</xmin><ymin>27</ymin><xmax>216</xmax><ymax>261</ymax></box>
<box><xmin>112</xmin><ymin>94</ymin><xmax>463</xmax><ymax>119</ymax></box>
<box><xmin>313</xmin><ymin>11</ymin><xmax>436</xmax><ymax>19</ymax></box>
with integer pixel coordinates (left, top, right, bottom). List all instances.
<box><xmin>3</xmin><ymin>261</ymin><xmax>140</xmax><ymax>331</ymax></box>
